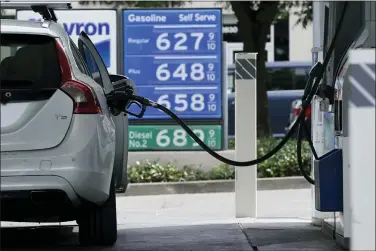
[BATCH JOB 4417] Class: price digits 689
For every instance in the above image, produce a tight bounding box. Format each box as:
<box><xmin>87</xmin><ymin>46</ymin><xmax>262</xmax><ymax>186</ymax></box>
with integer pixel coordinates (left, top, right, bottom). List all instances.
<box><xmin>156</xmin><ymin>128</ymin><xmax>217</xmax><ymax>148</ymax></box>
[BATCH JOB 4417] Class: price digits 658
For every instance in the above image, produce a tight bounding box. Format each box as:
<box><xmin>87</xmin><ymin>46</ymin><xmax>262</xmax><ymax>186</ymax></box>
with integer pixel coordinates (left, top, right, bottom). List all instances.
<box><xmin>157</xmin><ymin>93</ymin><xmax>217</xmax><ymax>113</ymax></box>
<box><xmin>156</xmin><ymin>128</ymin><xmax>217</xmax><ymax>148</ymax></box>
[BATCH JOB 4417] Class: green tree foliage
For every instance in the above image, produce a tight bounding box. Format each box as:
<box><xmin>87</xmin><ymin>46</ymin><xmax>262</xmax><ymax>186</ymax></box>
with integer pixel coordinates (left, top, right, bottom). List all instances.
<box><xmin>279</xmin><ymin>1</ymin><xmax>313</xmax><ymax>28</ymax></box>
<box><xmin>230</xmin><ymin>1</ymin><xmax>312</xmax><ymax>137</ymax></box>
<box><xmin>127</xmin><ymin>138</ymin><xmax>311</xmax><ymax>182</ymax></box>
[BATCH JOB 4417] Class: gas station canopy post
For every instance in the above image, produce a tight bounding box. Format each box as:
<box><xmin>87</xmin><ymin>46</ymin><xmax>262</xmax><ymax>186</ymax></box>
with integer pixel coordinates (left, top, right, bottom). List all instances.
<box><xmin>347</xmin><ymin>49</ymin><xmax>375</xmax><ymax>251</ymax></box>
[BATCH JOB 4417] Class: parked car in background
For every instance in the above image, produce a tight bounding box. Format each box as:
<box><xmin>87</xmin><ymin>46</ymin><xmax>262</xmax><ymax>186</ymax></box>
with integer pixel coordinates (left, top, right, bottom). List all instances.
<box><xmin>227</xmin><ymin>61</ymin><xmax>312</xmax><ymax>138</ymax></box>
<box><xmin>285</xmin><ymin>99</ymin><xmax>312</xmax><ymax>137</ymax></box>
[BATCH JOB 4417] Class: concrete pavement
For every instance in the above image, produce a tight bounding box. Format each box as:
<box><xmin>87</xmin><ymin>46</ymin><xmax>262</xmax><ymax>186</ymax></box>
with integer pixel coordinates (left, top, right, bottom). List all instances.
<box><xmin>117</xmin><ymin>189</ymin><xmax>312</xmax><ymax>229</ymax></box>
<box><xmin>1</xmin><ymin>189</ymin><xmax>344</xmax><ymax>250</ymax></box>
<box><xmin>124</xmin><ymin>177</ymin><xmax>312</xmax><ymax>196</ymax></box>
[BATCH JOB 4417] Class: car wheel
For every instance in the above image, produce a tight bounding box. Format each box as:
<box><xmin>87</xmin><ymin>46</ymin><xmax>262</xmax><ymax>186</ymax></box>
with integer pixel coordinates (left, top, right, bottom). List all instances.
<box><xmin>78</xmin><ymin>177</ymin><xmax>117</xmax><ymax>246</ymax></box>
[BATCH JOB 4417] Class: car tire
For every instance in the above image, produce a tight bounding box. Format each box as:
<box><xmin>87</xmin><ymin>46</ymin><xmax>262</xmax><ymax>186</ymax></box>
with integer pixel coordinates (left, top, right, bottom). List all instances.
<box><xmin>78</xmin><ymin>176</ymin><xmax>117</xmax><ymax>246</ymax></box>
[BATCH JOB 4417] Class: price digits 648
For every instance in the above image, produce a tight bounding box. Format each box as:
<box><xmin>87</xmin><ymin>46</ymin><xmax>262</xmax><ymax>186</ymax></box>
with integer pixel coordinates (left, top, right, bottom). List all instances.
<box><xmin>156</xmin><ymin>63</ymin><xmax>216</xmax><ymax>82</ymax></box>
<box><xmin>156</xmin><ymin>128</ymin><xmax>217</xmax><ymax>148</ymax></box>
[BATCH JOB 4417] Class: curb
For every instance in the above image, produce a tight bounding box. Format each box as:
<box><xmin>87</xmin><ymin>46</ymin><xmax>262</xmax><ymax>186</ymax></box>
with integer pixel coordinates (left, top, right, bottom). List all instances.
<box><xmin>120</xmin><ymin>176</ymin><xmax>311</xmax><ymax>197</ymax></box>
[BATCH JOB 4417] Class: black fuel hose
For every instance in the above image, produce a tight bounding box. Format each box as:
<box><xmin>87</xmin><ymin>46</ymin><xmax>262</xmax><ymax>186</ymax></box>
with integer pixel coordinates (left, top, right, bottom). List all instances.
<box><xmin>128</xmin><ymin>96</ymin><xmax>306</xmax><ymax>167</ymax></box>
<box><xmin>150</xmin><ymin>78</ymin><xmax>312</xmax><ymax>167</ymax></box>
<box><xmin>297</xmin><ymin>122</ymin><xmax>315</xmax><ymax>185</ymax></box>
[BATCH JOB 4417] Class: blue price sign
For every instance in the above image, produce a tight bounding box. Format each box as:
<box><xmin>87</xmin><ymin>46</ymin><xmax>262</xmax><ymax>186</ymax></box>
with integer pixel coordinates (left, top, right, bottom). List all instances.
<box><xmin>123</xmin><ymin>9</ymin><xmax>222</xmax><ymax>120</ymax></box>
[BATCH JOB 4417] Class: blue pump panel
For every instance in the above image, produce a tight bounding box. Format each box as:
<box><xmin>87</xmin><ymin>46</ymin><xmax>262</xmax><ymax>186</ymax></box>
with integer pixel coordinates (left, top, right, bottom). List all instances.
<box><xmin>314</xmin><ymin>149</ymin><xmax>343</xmax><ymax>212</ymax></box>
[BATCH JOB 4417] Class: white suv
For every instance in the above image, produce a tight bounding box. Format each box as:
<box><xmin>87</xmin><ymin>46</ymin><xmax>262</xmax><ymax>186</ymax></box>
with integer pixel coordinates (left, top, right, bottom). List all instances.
<box><xmin>1</xmin><ymin>3</ymin><xmax>132</xmax><ymax>246</ymax></box>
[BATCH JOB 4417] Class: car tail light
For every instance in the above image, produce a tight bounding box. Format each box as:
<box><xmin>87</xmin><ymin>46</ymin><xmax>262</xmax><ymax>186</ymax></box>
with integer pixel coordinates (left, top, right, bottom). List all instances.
<box><xmin>292</xmin><ymin>105</ymin><xmax>311</xmax><ymax>119</ymax></box>
<box><xmin>55</xmin><ymin>40</ymin><xmax>102</xmax><ymax>114</ymax></box>
<box><xmin>61</xmin><ymin>81</ymin><xmax>102</xmax><ymax>114</ymax></box>
<box><xmin>293</xmin><ymin>107</ymin><xmax>302</xmax><ymax>116</ymax></box>
<box><xmin>305</xmin><ymin>106</ymin><xmax>311</xmax><ymax>119</ymax></box>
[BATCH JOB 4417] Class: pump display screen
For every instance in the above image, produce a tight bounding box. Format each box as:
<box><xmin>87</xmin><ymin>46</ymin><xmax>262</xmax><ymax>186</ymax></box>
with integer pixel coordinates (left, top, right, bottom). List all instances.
<box><xmin>323</xmin><ymin>112</ymin><xmax>335</xmax><ymax>154</ymax></box>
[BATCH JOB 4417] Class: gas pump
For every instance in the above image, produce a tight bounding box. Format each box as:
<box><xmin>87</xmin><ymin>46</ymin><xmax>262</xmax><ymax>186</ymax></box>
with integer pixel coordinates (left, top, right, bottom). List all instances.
<box><xmin>309</xmin><ymin>1</ymin><xmax>375</xmax><ymax>250</ymax></box>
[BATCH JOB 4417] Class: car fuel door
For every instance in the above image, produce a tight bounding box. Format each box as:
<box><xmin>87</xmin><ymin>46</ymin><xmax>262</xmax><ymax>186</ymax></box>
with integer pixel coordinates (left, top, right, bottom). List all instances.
<box><xmin>77</xmin><ymin>31</ymin><xmax>114</xmax><ymax>95</ymax></box>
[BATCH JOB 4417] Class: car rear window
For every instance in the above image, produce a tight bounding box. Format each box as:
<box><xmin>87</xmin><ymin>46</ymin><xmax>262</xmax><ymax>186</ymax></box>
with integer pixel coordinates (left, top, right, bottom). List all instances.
<box><xmin>0</xmin><ymin>34</ymin><xmax>61</xmax><ymax>90</ymax></box>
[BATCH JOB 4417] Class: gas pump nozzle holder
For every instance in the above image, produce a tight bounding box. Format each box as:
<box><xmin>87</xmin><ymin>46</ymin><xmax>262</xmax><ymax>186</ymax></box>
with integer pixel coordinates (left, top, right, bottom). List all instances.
<box><xmin>314</xmin><ymin>149</ymin><xmax>344</xmax><ymax>212</ymax></box>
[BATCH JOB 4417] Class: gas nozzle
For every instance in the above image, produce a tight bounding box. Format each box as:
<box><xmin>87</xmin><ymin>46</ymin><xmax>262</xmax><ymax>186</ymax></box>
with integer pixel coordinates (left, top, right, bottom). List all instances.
<box><xmin>302</xmin><ymin>61</ymin><xmax>323</xmax><ymax>101</ymax></box>
<box><xmin>106</xmin><ymin>90</ymin><xmax>151</xmax><ymax>118</ymax></box>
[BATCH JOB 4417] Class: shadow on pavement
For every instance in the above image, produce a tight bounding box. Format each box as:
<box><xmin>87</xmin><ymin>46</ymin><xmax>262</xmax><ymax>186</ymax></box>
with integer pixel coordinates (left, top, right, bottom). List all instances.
<box><xmin>241</xmin><ymin>222</ymin><xmax>345</xmax><ymax>251</ymax></box>
<box><xmin>0</xmin><ymin>223</ymin><xmax>251</xmax><ymax>251</ymax></box>
<box><xmin>0</xmin><ymin>226</ymin><xmax>78</xmax><ymax>250</ymax></box>
<box><xmin>0</xmin><ymin>222</ymin><xmax>344</xmax><ymax>251</ymax></box>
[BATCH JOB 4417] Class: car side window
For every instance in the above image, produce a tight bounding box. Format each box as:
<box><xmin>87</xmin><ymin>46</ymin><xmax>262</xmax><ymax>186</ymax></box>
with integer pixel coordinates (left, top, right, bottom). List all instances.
<box><xmin>80</xmin><ymin>43</ymin><xmax>104</xmax><ymax>87</ymax></box>
<box><xmin>69</xmin><ymin>40</ymin><xmax>91</xmax><ymax>76</ymax></box>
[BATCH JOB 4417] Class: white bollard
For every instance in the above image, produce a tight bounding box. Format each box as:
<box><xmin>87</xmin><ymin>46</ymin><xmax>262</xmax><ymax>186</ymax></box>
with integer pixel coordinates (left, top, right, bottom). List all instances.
<box><xmin>234</xmin><ymin>53</ymin><xmax>257</xmax><ymax>218</ymax></box>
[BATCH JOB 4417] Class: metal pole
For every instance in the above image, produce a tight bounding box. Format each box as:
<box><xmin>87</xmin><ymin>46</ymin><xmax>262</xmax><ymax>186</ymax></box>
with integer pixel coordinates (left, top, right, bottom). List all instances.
<box><xmin>222</xmin><ymin>41</ymin><xmax>228</xmax><ymax>150</ymax></box>
<box><xmin>234</xmin><ymin>52</ymin><xmax>257</xmax><ymax>218</ymax></box>
<box><xmin>310</xmin><ymin>1</ymin><xmax>333</xmax><ymax>226</ymax></box>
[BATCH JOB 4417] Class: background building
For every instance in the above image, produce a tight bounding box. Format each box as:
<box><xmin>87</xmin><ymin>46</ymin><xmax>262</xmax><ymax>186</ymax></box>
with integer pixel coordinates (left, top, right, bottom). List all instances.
<box><xmin>73</xmin><ymin>1</ymin><xmax>313</xmax><ymax>64</ymax></box>
<box><xmin>2</xmin><ymin>1</ymin><xmax>313</xmax><ymax>63</ymax></box>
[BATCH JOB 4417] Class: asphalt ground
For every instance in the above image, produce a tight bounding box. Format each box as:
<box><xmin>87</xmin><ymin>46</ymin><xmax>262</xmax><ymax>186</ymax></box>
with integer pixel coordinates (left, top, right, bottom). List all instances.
<box><xmin>1</xmin><ymin>189</ymin><xmax>343</xmax><ymax>251</ymax></box>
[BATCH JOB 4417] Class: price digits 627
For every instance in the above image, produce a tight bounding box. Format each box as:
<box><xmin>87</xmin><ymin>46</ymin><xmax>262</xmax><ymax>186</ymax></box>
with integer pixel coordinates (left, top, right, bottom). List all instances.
<box><xmin>156</xmin><ymin>63</ymin><xmax>216</xmax><ymax>82</ymax></box>
<box><xmin>157</xmin><ymin>93</ymin><xmax>217</xmax><ymax>113</ymax></box>
<box><xmin>156</xmin><ymin>128</ymin><xmax>217</xmax><ymax>148</ymax></box>
<box><xmin>156</xmin><ymin>32</ymin><xmax>216</xmax><ymax>51</ymax></box>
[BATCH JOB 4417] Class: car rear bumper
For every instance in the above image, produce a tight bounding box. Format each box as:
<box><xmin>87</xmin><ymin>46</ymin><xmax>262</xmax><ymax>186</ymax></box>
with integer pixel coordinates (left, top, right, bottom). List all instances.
<box><xmin>0</xmin><ymin>169</ymin><xmax>112</xmax><ymax>207</ymax></box>
<box><xmin>0</xmin><ymin>115</ymin><xmax>116</xmax><ymax>206</ymax></box>
<box><xmin>1</xmin><ymin>175</ymin><xmax>78</xmax><ymax>202</ymax></box>
<box><xmin>1</xmin><ymin>175</ymin><xmax>78</xmax><ymax>222</ymax></box>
